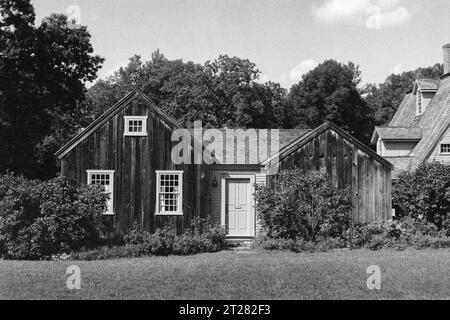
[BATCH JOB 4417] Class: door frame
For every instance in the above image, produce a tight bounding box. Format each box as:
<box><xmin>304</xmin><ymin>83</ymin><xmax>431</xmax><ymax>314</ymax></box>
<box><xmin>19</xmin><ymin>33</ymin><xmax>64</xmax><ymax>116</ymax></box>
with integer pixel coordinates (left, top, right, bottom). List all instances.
<box><xmin>221</xmin><ymin>174</ymin><xmax>256</xmax><ymax>238</ymax></box>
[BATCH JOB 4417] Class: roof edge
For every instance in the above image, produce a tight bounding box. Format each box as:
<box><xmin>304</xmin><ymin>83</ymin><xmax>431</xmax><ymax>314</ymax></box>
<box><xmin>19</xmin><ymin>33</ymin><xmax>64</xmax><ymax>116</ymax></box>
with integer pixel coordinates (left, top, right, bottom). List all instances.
<box><xmin>55</xmin><ymin>90</ymin><xmax>182</xmax><ymax>159</ymax></box>
<box><xmin>263</xmin><ymin>122</ymin><xmax>393</xmax><ymax>170</ymax></box>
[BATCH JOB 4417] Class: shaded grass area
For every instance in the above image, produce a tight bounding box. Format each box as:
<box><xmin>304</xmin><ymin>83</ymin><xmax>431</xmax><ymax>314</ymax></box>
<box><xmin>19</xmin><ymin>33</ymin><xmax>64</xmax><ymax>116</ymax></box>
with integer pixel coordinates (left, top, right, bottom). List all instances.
<box><xmin>1</xmin><ymin>249</ymin><xmax>450</xmax><ymax>300</ymax></box>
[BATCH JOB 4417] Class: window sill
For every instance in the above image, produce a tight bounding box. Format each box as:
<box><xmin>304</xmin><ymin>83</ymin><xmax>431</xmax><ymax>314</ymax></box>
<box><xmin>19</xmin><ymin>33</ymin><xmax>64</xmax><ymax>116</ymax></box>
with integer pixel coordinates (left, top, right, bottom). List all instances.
<box><xmin>124</xmin><ymin>133</ymin><xmax>148</xmax><ymax>137</ymax></box>
<box><xmin>102</xmin><ymin>212</ymin><xmax>114</xmax><ymax>216</ymax></box>
<box><xmin>155</xmin><ymin>212</ymin><xmax>184</xmax><ymax>216</ymax></box>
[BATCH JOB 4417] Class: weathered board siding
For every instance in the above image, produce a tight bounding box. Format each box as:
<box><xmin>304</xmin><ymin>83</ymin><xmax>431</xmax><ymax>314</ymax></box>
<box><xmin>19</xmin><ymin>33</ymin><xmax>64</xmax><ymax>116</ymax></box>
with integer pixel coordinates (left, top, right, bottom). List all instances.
<box><xmin>268</xmin><ymin>128</ymin><xmax>392</xmax><ymax>224</ymax></box>
<box><xmin>60</xmin><ymin>98</ymin><xmax>205</xmax><ymax>233</ymax></box>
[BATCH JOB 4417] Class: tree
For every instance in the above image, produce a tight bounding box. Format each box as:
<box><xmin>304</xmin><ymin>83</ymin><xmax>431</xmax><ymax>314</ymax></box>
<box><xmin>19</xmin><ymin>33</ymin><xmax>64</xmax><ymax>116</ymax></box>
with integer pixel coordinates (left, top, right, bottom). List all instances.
<box><xmin>364</xmin><ymin>63</ymin><xmax>443</xmax><ymax>126</ymax></box>
<box><xmin>86</xmin><ymin>53</ymin><xmax>283</xmax><ymax>129</ymax></box>
<box><xmin>0</xmin><ymin>0</ymin><xmax>104</xmax><ymax>179</ymax></box>
<box><xmin>287</xmin><ymin>60</ymin><xmax>373</xmax><ymax>144</ymax></box>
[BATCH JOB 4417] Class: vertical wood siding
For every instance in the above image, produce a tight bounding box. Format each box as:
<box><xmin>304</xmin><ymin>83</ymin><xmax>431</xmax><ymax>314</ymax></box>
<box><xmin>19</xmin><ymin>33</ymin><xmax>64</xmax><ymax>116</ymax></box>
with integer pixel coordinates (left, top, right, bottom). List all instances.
<box><xmin>269</xmin><ymin>129</ymin><xmax>392</xmax><ymax>223</ymax></box>
<box><xmin>60</xmin><ymin>98</ymin><xmax>203</xmax><ymax>233</ymax></box>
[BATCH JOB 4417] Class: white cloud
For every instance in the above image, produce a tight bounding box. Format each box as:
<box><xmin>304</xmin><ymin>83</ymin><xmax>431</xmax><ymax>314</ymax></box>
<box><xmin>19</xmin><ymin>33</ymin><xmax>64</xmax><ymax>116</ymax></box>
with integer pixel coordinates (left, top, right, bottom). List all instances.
<box><xmin>289</xmin><ymin>59</ymin><xmax>319</xmax><ymax>83</ymax></box>
<box><xmin>256</xmin><ymin>60</ymin><xmax>319</xmax><ymax>88</ymax></box>
<box><xmin>392</xmin><ymin>63</ymin><xmax>404</xmax><ymax>74</ymax></box>
<box><xmin>312</xmin><ymin>0</ymin><xmax>411</xmax><ymax>29</ymax></box>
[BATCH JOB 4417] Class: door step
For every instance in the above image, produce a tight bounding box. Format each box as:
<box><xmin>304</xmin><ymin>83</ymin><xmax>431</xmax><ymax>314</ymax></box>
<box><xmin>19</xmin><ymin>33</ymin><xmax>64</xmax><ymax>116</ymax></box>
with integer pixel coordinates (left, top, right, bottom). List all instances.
<box><xmin>226</xmin><ymin>239</ymin><xmax>254</xmax><ymax>251</ymax></box>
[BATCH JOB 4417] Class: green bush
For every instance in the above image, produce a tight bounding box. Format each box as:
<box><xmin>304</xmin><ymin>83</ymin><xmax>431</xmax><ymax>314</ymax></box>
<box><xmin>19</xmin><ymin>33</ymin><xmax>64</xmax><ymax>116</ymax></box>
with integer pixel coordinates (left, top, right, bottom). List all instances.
<box><xmin>0</xmin><ymin>173</ymin><xmax>110</xmax><ymax>260</ymax></box>
<box><xmin>255</xmin><ymin>169</ymin><xmax>352</xmax><ymax>241</ymax></box>
<box><xmin>393</xmin><ymin>162</ymin><xmax>450</xmax><ymax>234</ymax></box>
<box><xmin>72</xmin><ymin>244</ymin><xmax>147</xmax><ymax>261</ymax></box>
<box><xmin>116</xmin><ymin>217</ymin><xmax>227</xmax><ymax>258</ymax></box>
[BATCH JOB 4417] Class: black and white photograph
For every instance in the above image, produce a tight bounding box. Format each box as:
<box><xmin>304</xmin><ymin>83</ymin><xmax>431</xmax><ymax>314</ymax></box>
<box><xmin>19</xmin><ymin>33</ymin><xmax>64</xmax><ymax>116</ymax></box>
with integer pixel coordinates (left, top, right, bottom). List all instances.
<box><xmin>1</xmin><ymin>0</ymin><xmax>450</xmax><ymax>306</ymax></box>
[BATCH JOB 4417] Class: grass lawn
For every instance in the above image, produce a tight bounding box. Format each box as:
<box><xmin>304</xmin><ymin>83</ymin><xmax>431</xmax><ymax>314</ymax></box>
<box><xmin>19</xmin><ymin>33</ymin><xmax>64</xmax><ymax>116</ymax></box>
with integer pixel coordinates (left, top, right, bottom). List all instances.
<box><xmin>1</xmin><ymin>248</ymin><xmax>450</xmax><ymax>300</ymax></box>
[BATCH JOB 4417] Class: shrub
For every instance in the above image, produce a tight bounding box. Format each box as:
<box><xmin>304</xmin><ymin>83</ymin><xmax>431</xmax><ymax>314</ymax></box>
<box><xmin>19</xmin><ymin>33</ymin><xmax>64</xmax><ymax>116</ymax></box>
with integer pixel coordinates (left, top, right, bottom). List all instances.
<box><xmin>393</xmin><ymin>162</ymin><xmax>450</xmax><ymax>234</ymax></box>
<box><xmin>255</xmin><ymin>169</ymin><xmax>352</xmax><ymax>242</ymax></box>
<box><xmin>119</xmin><ymin>217</ymin><xmax>227</xmax><ymax>258</ymax></box>
<box><xmin>0</xmin><ymin>174</ymin><xmax>110</xmax><ymax>260</ymax></box>
<box><xmin>72</xmin><ymin>244</ymin><xmax>147</xmax><ymax>261</ymax></box>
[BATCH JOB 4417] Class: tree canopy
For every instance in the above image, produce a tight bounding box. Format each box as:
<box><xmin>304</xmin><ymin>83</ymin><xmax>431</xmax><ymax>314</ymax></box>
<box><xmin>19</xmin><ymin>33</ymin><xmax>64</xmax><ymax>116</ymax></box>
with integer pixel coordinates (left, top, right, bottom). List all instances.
<box><xmin>286</xmin><ymin>60</ymin><xmax>373</xmax><ymax>143</ymax></box>
<box><xmin>0</xmin><ymin>0</ymin><xmax>104</xmax><ymax>179</ymax></box>
<box><xmin>365</xmin><ymin>63</ymin><xmax>443</xmax><ymax>126</ymax></box>
<box><xmin>87</xmin><ymin>53</ymin><xmax>285</xmax><ymax>129</ymax></box>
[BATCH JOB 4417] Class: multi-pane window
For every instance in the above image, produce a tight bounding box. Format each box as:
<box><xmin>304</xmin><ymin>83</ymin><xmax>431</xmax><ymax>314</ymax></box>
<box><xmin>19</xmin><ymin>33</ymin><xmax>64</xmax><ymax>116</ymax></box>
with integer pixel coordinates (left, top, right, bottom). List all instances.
<box><xmin>87</xmin><ymin>170</ymin><xmax>114</xmax><ymax>215</ymax></box>
<box><xmin>156</xmin><ymin>171</ymin><xmax>183</xmax><ymax>215</ymax></box>
<box><xmin>441</xmin><ymin>144</ymin><xmax>450</xmax><ymax>154</ymax></box>
<box><xmin>124</xmin><ymin>116</ymin><xmax>147</xmax><ymax>136</ymax></box>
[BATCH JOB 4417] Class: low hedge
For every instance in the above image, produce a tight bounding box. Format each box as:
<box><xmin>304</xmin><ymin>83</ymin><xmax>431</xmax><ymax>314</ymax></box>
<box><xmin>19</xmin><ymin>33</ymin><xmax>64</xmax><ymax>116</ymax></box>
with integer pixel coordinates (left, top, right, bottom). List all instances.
<box><xmin>254</xmin><ymin>217</ymin><xmax>450</xmax><ymax>253</ymax></box>
<box><xmin>71</xmin><ymin>218</ymin><xmax>227</xmax><ymax>260</ymax></box>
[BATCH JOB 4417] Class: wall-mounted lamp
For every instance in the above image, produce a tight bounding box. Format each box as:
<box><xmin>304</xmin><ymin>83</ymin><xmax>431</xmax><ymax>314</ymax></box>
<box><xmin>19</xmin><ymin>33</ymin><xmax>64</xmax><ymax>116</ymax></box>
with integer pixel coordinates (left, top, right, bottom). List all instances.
<box><xmin>212</xmin><ymin>176</ymin><xmax>218</xmax><ymax>187</ymax></box>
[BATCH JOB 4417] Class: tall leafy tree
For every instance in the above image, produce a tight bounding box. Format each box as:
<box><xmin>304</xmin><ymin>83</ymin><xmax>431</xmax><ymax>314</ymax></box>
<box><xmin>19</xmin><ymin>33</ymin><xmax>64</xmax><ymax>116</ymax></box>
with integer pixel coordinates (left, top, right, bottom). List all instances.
<box><xmin>87</xmin><ymin>53</ymin><xmax>283</xmax><ymax>129</ymax></box>
<box><xmin>0</xmin><ymin>0</ymin><xmax>104</xmax><ymax>178</ymax></box>
<box><xmin>287</xmin><ymin>60</ymin><xmax>373</xmax><ymax>143</ymax></box>
<box><xmin>364</xmin><ymin>63</ymin><xmax>443</xmax><ymax>126</ymax></box>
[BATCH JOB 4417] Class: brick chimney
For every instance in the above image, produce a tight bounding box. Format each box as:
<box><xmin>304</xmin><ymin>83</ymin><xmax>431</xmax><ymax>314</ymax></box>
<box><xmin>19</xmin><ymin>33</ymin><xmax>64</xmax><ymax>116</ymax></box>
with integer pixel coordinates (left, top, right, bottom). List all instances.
<box><xmin>444</xmin><ymin>44</ymin><xmax>450</xmax><ymax>75</ymax></box>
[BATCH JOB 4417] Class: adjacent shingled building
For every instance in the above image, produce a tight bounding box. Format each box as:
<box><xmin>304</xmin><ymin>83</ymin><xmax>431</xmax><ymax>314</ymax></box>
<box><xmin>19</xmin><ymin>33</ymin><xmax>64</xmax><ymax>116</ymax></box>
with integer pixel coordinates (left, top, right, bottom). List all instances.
<box><xmin>372</xmin><ymin>44</ymin><xmax>450</xmax><ymax>179</ymax></box>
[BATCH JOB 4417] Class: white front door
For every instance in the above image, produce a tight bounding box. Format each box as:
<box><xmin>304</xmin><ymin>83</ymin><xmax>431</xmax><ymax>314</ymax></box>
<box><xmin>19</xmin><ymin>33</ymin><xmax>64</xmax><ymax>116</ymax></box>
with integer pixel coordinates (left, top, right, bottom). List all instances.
<box><xmin>226</xmin><ymin>179</ymin><xmax>254</xmax><ymax>237</ymax></box>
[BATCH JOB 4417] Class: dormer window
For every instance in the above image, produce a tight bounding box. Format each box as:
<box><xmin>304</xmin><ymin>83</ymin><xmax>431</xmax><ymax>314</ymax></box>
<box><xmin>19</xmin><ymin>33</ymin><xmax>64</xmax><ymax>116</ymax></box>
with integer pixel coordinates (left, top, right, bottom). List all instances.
<box><xmin>124</xmin><ymin>116</ymin><xmax>147</xmax><ymax>136</ymax></box>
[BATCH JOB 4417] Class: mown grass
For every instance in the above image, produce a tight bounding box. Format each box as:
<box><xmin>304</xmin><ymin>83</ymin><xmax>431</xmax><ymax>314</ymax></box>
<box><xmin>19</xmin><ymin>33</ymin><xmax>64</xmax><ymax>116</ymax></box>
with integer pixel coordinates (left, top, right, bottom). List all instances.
<box><xmin>1</xmin><ymin>248</ymin><xmax>450</xmax><ymax>300</ymax></box>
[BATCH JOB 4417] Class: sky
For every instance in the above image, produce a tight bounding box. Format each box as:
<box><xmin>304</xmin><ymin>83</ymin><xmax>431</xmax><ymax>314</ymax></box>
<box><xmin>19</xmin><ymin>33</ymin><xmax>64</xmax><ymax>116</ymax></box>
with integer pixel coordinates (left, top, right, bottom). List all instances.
<box><xmin>32</xmin><ymin>0</ymin><xmax>450</xmax><ymax>88</ymax></box>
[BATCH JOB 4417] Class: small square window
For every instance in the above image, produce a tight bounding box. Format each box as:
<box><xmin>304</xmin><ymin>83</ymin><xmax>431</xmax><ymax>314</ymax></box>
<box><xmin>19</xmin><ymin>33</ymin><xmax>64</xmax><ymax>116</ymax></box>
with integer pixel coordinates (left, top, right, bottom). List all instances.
<box><xmin>441</xmin><ymin>144</ymin><xmax>450</xmax><ymax>154</ymax></box>
<box><xmin>124</xmin><ymin>116</ymin><xmax>147</xmax><ymax>136</ymax></box>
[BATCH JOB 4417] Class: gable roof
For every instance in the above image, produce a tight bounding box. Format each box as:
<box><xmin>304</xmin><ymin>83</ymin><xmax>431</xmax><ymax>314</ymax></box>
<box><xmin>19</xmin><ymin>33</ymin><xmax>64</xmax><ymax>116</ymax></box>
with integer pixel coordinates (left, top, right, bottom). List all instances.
<box><xmin>371</xmin><ymin>127</ymin><xmax>423</xmax><ymax>144</ymax></box>
<box><xmin>55</xmin><ymin>90</ymin><xmax>182</xmax><ymax>159</ymax></box>
<box><xmin>410</xmin><ymin>76</ymin><xmax>450</xmax><ymax>167</ymax></box>
<box><xmin>389</xmin><ymin>93</ymin><xmax>417</xmax><ymax>127</ymax></box>
<box><xmin>262</xmin><ymin>122</ymin><xmax>393</xmax><ymax>170</ymax></box>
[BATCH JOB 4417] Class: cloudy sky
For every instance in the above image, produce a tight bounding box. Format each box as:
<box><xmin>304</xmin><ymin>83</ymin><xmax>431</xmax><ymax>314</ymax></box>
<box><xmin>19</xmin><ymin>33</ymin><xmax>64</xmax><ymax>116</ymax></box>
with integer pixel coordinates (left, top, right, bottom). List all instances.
<box><xmin>32</xmin><ymin>0</ymin><xmax>450</xmax><ymax>88</ymax></box>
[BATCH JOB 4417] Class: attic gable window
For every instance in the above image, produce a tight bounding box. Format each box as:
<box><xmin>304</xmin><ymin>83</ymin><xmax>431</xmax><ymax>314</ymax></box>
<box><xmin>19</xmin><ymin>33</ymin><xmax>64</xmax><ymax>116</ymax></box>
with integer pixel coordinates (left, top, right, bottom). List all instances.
<box><xmin>155</xmin><ymin>171</ymin><xmax>183</xmax><ymax>216</ymax></box>
<box><xmin>441</xmin><ymin>144</ymin><xmax>450</xmax><ymax>154</ymax></box>
<box><xmin>124</xmin><ymin>116</ymin><xmax>147</xmax><ymax>136</ymax></box>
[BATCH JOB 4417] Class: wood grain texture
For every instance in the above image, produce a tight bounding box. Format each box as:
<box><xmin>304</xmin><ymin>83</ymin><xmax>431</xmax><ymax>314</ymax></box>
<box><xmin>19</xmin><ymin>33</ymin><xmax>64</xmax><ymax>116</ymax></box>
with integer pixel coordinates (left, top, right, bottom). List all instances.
<box><xmin>60</xmin><ymin>97</ymin><xmax>202</xmax><ymax>233</ymax></box>
<box><xmin>268</xmin><ymin>128</ymin><xmax>392</xmax><ymax>223</ymax></box>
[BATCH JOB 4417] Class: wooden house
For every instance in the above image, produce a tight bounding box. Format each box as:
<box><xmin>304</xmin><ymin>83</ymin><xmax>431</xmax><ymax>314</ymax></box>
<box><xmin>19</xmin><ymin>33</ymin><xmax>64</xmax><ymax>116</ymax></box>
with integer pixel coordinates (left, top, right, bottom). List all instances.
<box><xmin>56</xmin><ymin>90</ymin><xmax>393</xmax><ymax>239</ymax></box>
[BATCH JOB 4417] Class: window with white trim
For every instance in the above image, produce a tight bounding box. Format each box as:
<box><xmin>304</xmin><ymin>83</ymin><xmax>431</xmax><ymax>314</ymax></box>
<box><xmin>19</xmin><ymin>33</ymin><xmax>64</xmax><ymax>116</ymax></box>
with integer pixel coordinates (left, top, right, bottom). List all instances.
<box><xmin>156</xmin><ymin>171</ymin><xmax>183</xmax><ymax>215</ymax></box>
<box><xmin>441</xmin><ymin>144</ymin><xmax>450</xmax><ymax>154</ymax></box>
<box><xmin>87</xmin><ymin>170</ymin><xmax>114</xmax><ymax>215</ymax></box>
<box><xmin>124</xmin><ymin>116</ymin><xmax>147</xmax><ymax>136</ymax></box>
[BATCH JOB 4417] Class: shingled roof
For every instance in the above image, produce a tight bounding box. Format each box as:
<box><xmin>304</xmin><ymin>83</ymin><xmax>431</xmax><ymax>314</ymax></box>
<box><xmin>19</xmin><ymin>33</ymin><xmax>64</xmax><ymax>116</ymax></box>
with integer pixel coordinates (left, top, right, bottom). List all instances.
<box><xmin>200</xmin><ymin>129</ymin><xmax>311</xmax><ymax>164</ymax></box>
<box><xmin>384</xmin><ymin>157</ymin><xmax>413</xmax><ymax>179</ymax></box>
<box><xmin>416</xmin><ymin>78</ymin><xmax>440</xmax><ymax>92</ymax></box>
<box><xmin>410</xmin><ymin>76</ymin><xmax>450</xmax><ymax>167</ymax></box>
<box><xmin>389</xmin><ymin>93</ymin><xmax>417</xmax><ymax>127</ymax></box>
<box><xmin>371</xmin><ymin>127</ymin><xmax>422</xmax><ymax>144</ymax></box>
